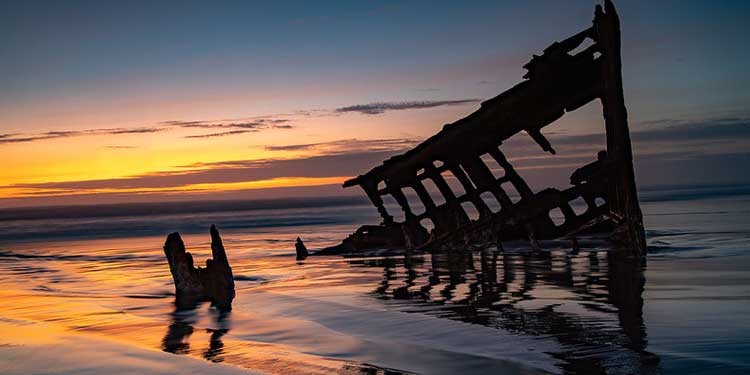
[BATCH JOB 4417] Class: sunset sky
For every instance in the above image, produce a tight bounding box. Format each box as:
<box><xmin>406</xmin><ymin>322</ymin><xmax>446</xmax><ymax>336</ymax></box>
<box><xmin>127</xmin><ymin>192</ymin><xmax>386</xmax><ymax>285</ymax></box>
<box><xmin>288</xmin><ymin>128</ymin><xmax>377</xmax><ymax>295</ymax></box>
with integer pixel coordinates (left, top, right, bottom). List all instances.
<box><xmin>2</xmin><ymin>0</ymin><xmax>749</xmax><ymax>207</ymax></box>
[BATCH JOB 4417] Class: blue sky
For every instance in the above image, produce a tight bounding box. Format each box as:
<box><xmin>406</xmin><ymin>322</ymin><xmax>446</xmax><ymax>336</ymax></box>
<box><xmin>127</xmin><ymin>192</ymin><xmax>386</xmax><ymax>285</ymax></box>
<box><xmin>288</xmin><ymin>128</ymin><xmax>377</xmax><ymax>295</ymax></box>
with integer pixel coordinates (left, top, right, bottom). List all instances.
<box><xmin>1</xmin><ymin>0</ymin><xmax>749</xmax><ymax>206</ymax></box>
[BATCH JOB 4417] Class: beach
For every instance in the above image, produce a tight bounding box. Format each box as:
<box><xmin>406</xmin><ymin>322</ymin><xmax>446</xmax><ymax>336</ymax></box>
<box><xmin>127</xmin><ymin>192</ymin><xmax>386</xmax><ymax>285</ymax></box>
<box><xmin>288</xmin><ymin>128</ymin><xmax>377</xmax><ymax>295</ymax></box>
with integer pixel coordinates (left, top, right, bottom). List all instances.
<box><xmin>1</xmin><ymin>184</ymin><xmax>749</xmax><ymax>374</ymax></box>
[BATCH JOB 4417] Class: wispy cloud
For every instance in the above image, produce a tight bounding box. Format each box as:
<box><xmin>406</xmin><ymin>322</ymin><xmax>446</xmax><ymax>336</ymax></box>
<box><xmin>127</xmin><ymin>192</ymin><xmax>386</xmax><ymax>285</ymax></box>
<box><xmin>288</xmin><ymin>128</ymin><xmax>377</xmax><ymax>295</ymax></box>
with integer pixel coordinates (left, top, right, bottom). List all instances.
<box><xmin>634</xmin><ymin>116</ymin><xmax>750</xmax><ymax>141</ymax></box>
<box><xmin>335</xmin><ymin>99</ymin><xmax>480</xmax><ymax>115</ymax></box>
<box><xmin>105</xmin><ymin>145</ymin><xmax>138</xmax><ymax>149</ymax></box>
<box><xmin>532</xmin><ymin>115</ymin><xmax>750</xmax><ymax>151</ymax></box>
<box><xmin>106</xmin><ymin>128</ymin><xmax>165</xmax><ymax>134</ymax></box>
<box><xmin>0</xmin><ymin>117</ymin><xmax>296</xmax><ymax>145</ymax></box>
<box><xmin>164</xmin><ymin>117</ymin><xmax>296</xmax><ymax>139</ymax></box>
<box><xmin>264</xmin><ymin>138</ymin><xmax>418</xmax><ymax>153</ymax></box>
<box><xmin>0</xmin><ymin>127</ymin><xmax>165</xmax><ymax>144</ymax></box>
<box><xmin>0</xmin><ymin>98</ymin><xmax>485</xmax><ymax>146</ymax></box>
<box><xmin>162</xmin><ymin>118</ymin><xmax>293</xmax><ymax>130</ymax></box>
<box><xmin>488</xmin><ymin>115</ymin><xmax>750</xmax><ymax>166</ymax></box>
<box><xmin>184</xmin><ymin>130</ymin><xmax>254</xmax><ymax>139</ymax></box>
<box><xmin>4</xmin><ymin>113</ymin><xmax>750</xmax><ymax>199</ymax></box>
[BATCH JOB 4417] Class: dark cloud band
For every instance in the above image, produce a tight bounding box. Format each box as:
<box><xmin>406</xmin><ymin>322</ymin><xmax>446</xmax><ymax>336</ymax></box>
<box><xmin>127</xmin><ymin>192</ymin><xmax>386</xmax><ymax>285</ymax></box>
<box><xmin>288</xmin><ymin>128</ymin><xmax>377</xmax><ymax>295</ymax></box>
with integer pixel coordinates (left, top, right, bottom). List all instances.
<box><xmin>0</xmin><ymin>127</ymin><xmax>165</xmax><ymax>144</ymax></box>
<box><xmin>184</xmin><ymin>130</ymin><xmax>255</xmax><ymax>139</ymax></box>
<box><xmin>335</xmin><ymin>99</ymin><xmax>481</xmax><ymax>115</ymax></box>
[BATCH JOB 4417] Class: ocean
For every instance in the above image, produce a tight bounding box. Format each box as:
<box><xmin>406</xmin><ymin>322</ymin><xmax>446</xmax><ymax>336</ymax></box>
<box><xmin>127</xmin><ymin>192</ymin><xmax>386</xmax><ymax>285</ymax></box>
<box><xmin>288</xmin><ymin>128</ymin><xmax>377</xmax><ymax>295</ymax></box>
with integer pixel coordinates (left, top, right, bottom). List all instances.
<box><xmin>0</xmin><ymin>184</ymin><xmax>749</xmax><ymax>374</ymax></box>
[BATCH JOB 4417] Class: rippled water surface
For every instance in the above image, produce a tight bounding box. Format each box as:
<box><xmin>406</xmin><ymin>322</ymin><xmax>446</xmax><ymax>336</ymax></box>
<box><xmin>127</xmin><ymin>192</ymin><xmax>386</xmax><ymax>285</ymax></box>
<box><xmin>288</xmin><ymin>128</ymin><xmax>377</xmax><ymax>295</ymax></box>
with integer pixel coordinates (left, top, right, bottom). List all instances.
<box><xmin>1</xmin><ymin>185</ymin><xmax>749</xmax><ymax>374</ymax></box>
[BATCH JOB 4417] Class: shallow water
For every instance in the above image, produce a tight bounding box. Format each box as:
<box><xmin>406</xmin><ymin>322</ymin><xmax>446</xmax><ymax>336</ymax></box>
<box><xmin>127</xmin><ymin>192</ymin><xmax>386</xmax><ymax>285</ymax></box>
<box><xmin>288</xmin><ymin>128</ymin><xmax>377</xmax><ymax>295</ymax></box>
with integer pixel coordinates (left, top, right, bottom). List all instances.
<box><xmin>0</xmin><ymin>185</ymin><xmax>749</xmax><ymax>374</ymax></box>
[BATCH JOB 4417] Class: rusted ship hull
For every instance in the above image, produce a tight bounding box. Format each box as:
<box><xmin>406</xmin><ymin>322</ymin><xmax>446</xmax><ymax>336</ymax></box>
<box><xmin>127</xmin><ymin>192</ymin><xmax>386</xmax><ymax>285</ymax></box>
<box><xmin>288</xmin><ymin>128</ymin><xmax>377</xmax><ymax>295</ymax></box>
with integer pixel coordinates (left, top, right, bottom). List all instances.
<box><xmin>322</xmin><ymin>1</ymin><xmax>646</xmax><ymax>260</ymax></box>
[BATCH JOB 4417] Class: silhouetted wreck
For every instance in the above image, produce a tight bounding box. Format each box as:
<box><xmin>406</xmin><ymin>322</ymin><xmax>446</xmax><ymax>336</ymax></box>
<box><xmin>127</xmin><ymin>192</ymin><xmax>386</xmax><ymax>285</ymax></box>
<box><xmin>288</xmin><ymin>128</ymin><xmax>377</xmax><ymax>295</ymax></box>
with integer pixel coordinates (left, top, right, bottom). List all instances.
<box><xmin>295</xmin><ymin>237</ymin><xmax>309</xmax><ymax>260</ymax></box>
<box><xmin>163</xmin><ymin>225</ymin><xmax>235</xmax><ymax>310</ymax></box>
<box><xmin>319</xmin><ymin>1</ymin><xmax>646</xmax><ymax>259</ymax></box>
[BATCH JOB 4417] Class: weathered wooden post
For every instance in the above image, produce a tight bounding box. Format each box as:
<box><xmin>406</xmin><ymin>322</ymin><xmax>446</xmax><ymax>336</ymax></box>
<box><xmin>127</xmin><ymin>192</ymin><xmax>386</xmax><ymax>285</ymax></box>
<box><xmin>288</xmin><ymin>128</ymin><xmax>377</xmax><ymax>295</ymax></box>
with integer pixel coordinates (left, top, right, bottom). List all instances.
<box><xmin>595</xmin><ymin>0</ymin><xmax>647</xmax><ymax>260</ymax></box>
<box><xmin>163</xmin><ymin>225</ymin><xmax>235</xmax><ymax>310</ymax></box>
<box><xmin>295</xmin><ymin>237</ymin><xmax>309</xmax><ymax>260</ymax></box>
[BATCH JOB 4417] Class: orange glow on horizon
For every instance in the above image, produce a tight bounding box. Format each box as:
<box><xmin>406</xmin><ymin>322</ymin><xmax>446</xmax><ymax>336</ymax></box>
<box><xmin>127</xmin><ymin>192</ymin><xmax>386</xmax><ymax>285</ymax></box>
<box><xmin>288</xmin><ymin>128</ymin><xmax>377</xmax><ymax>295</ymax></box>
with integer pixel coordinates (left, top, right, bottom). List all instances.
<box><xmin>0</xmin><ymin>107</ymin><xmax>459</xmax><ymax>205</ymax></box>
<box><xmin>0</xmin><ymin>176</ymin><xmax>350</xmax><ymax>199</ymax></box>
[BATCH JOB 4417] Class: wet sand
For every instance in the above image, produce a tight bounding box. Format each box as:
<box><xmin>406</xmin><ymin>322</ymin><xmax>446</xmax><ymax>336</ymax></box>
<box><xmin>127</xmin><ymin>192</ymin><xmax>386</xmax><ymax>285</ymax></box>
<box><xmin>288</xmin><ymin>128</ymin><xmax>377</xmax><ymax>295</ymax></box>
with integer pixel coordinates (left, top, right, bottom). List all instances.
<box><xmin>1</xmin><ymin>186</ymin><xmax>749</xmax><ymax>374</ymax></box>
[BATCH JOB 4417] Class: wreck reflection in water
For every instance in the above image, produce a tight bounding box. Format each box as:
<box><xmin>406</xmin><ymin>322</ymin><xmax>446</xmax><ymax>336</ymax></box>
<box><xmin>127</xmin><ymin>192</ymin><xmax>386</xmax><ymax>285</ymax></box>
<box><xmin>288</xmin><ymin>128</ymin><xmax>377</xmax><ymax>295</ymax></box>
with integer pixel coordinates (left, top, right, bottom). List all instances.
<box><xmin>162</xmin><ymin>303</ymin><xmax>231</xmax><ymax>363</ymax></box>
<box><xmin>350</xmin><ymin>248</ymin><xmax>660</xmax><ymax>374</ymax></box>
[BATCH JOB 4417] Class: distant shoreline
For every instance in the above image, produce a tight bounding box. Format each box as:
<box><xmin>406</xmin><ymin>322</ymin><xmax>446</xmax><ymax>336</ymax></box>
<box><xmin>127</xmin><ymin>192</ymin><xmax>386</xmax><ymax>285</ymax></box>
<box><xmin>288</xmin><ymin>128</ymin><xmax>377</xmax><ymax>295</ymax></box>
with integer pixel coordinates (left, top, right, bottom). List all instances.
<box><xmin>2</xmin><ymin>181</ymin><xmax>750</xmax><ymax>221</ymax></box>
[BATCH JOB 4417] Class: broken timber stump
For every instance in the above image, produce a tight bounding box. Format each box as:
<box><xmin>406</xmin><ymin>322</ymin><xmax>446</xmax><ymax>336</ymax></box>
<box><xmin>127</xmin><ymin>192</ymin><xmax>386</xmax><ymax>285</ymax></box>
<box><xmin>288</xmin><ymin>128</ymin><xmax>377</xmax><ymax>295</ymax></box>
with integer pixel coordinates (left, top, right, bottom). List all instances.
<box><xmin>295</xmin><ymin>237</ymin><xmax>308</xmax><ymax>260</ymax></box>
<box><xmin>326</xmin><ymin>0</ymin><xmax>647</xmax><ymax>261</ymax></box>
<box><xmin>314</xmin><ymin>222</ymin><xmax>421</xmax><ymax>256</ymax></box>
<box><xmin>163</xmin><ymin>225</ymin><xmax>235</xmax><ymax>310</ymax></box>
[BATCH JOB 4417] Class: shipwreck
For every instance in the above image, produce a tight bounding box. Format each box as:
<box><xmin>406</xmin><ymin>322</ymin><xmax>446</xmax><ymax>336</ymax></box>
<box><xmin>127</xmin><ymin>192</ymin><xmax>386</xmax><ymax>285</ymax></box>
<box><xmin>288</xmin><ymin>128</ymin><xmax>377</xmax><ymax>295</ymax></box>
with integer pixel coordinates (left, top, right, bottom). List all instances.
<box><xmin>318</xmin><ymin>1</ymin><xmax>647</xmax><ymax>259</ymax></box>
